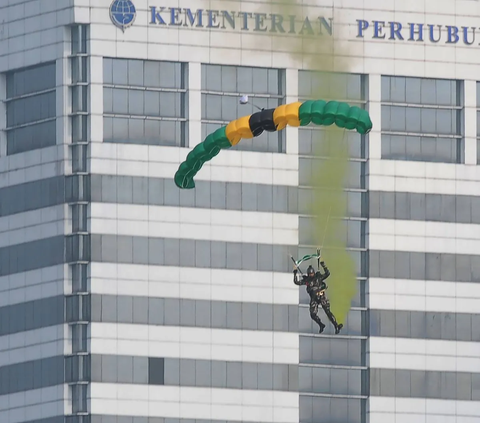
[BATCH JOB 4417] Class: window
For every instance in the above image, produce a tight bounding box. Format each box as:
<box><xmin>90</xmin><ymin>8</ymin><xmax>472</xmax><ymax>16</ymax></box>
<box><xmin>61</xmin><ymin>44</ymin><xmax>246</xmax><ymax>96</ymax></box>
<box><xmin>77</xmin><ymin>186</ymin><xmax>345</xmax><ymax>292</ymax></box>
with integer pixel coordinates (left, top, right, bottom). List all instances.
<box><xmin>65</xmin><ymin>355</ymin><xmax>91</xmax><ymax>383</ymax></box>
<box><xmin>201</xmin><ymin>64</ymin><xmax>286</xmax><ymax>153</ymax></box>
<box><xmin>72</xmin><ymin>383</ymin><xmax>88</xmax><ymax>413</ymax></box>
<box><xmin>103</xmin><ymin>58</ymin><xmax>187</xmax><ymax>147</ymax></box>
<box><xmin>381</xmin><ymin>76</ymin><xmax>463</xmax><ymax>163</ymax></box>
<box><xmin>5</xmin><ymin>62</ymin><xmax>56</xmax><ymax>155</ymax></box>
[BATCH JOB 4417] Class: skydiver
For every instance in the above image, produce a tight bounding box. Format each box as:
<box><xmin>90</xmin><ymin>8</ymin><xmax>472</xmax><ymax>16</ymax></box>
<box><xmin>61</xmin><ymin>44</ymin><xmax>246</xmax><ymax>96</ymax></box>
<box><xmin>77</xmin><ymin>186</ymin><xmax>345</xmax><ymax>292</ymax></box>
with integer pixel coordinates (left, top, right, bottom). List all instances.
<box><xmin>294</xmin><ymin>262</ymin><xmax>344</xmax><ymax>334</ymax></box>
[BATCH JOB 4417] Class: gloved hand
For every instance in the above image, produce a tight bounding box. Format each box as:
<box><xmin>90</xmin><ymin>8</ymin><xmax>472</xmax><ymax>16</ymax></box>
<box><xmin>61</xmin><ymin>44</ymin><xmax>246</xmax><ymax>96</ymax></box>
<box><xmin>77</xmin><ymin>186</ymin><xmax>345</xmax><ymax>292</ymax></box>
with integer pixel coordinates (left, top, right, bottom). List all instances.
<box><xmin>320</xmin><ymin>261</ymin><xmax>325</xmax><ymax>266</ymax></box>
<box><xmin>293</xmin><ymin>269</ymin><xmax>298</xmax><ymax>275</ymax></box>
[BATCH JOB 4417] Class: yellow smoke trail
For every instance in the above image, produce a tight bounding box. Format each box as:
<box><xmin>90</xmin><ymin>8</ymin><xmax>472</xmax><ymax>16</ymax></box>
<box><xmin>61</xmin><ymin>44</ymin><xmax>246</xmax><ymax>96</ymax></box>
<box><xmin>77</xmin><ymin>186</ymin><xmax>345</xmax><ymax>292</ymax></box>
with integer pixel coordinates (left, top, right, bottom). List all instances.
<box><xmin>311</xmin><ymin>124</ymin><xmax>357</xmax><ymax>323</ymax></box>
<box><xmin>265</xmin><ymin>0</ymin><xmax>358</xmax><ymax>323</ymax></box>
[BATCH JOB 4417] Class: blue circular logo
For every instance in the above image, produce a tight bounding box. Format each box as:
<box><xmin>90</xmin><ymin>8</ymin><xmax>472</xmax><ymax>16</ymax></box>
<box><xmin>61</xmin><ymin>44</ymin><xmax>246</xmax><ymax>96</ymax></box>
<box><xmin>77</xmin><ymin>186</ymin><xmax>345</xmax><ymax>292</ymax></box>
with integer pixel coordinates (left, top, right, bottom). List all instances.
<box><xmin>109</xmin><ymin>0</ymin><xmax>136</xmax><ymax>32</ymax></box>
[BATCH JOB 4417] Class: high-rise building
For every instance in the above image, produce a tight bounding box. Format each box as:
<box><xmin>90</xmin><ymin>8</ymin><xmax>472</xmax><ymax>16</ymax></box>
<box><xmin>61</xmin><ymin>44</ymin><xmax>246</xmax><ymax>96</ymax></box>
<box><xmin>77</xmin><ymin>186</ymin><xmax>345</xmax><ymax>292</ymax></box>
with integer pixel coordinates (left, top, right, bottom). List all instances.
<box><xmin>0</xmin><ymin>1</ymin><xmax>479</xmax><ymax>423</ymax></box>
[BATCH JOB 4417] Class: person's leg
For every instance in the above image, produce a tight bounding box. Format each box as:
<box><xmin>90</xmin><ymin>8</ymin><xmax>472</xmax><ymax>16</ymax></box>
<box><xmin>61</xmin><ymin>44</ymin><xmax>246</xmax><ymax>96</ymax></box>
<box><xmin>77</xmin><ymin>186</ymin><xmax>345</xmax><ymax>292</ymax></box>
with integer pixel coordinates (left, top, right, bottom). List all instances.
<box><xmin>309</xmin><ymin>298</ymin><xmax>326</xmax><ymax>333</ymax></box>
<box><xmin>320</xmin><ymin>296</ymin><xmax>343</xmax><ymax>334</ymax></box>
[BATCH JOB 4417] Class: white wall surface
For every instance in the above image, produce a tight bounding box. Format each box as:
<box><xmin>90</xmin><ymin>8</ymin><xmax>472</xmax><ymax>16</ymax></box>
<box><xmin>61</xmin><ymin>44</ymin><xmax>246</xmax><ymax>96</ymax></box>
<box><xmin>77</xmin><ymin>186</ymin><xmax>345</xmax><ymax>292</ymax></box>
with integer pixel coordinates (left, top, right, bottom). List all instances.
<box><xmin>369</xmin><ymin>219</ymin><xmax>480</xmax><ymax>255</ymax></box>
<box><xmin>369</xmin><ymin>336</ymin><xmax>480</xmax><ymax>373</ymax></box>
<box><xmin>368</xmin><ymin>160</ymin><xmax>480</xmax><ymax>195</ymax></box>
<box><xmin>89</xmin><ymin>203</ymin><xmax>298</xmax><ymax>244</ymax></box>
<box><xmin>369</xmin><ymin>277</ymin><xmax>480</xmax><ymax>314</ymax></box>
<box><xmin>89</xmin><ymin>263</ymin><xmax>298</xmax><ymax>305</ymax></box>
<box><xmin>89</xmin><ymin>322</ymin><xmax>299</xmax><ymax>364</ymax></box>
<box><xmin>88</xmin><ymin>143</ymin><xmax>299</xmax><ymax>186</ymax></box>
<box><xmin>369</xmin><ymin>397</ymin><xmax>480</xmax><ymax>423</ymax></box>
<box><xmin>89</xmin><ymin>383</ymin><xmax>299</xmax><ymax>422</ymax></box>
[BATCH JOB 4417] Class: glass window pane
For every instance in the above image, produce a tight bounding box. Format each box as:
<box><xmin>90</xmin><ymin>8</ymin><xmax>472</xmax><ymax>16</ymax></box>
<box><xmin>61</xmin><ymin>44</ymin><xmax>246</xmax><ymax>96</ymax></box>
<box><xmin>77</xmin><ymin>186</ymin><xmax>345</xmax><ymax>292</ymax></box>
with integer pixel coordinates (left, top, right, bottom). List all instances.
<box><xmin>128</xmin><ymin>59</ymin><xmax>144</xmax><ymax>86</ymax></box>
<box><xmin>405</xmin><ymin>77</ymin><xmax>421</xmax><ymax>103</ymax></box>
<box><xmin>221</xmin><ymin>65</ymin><xmax>236</xmax><ymax>91</ymax></box>
<box><xmin>103</xmin><ymin>87</ymin><xmax>113</xmax><ymax>113</ymax></box>
<box><xmin>6</xmin><ymin>62</ymin><xmax>56</xmax><ymax>98</ymax></box>
<box><xmin>103</xmin><ymin>58</ymin><xmax>113</xmax><ymax>84</ymax></box>
<box><xmin>382</xmin><ymin>135</ymin><xmax>458</xmax><ymax>163</ymax></box>
<box><xmin>112</xmin><ymin>88</ymin><xmax>129</xmax><ymax>114</ymax></box>
<box><xmin>477</xmin><ymin>139</ymin><xmax>480</xmax><ymax>164</ymax></box>
<box><xmin>7</xmin><ymin>120</ymin><xmax>56</xmax><ymax>155</ymax></box>
<box><xmin>299</xmin><ymin>70</ymin><xmax>364</xmax><ymax>102</ymax></box>
<box><xmin>381</xmin><ymin>75</ymin><xmax>462</xmax><ymax>164</ymax></box>
<box><xmin>104</xmin><ymin>117</ymin><xmax>183</xmax><ymax>147</ymax></box>
<box><xmin>144</xmin><ymin>61</ymin><xmax>160</xmax><ymax>87</ymax></box>
<box><xmin>128</xmin><ymin>90</ymin><xmax>144</xmax><ymax>115</ymax></box>
<box><xmin>102</xmin><ymin>59</ymin><xmax>186</xmax><ymax>147</ymax></box>
<box><xmin>201</xmin><ymin>64</ymin><xmax>284</xmax><ymax>153</ymax></box>
<box><xmin>159</xmin><ymin>61</ymin><xmax>182</xmax><ymax>88</ymax></box>
<box><xmin>112</xmin><ymin>59</ymin><xmax>128</xmax><ymax>85</ymax></box>
<box><xmin>144</xmin><ymin>91</ymin><xmax>160</xmax><ymax>116</ymax></box>
<box><xmin>7</xmin><ymin>92</ymin><xmax>56</xmax><ymax>127</ymax></box>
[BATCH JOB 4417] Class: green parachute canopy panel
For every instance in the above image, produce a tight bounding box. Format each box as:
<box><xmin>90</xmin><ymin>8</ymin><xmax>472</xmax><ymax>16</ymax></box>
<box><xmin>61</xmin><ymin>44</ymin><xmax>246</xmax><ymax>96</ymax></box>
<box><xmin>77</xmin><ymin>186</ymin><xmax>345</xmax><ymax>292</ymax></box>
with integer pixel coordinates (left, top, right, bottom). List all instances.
<box><xmin>174</xmin><ymin>99</ymin><xmax>373</xmax><ymax>189</ymax></box>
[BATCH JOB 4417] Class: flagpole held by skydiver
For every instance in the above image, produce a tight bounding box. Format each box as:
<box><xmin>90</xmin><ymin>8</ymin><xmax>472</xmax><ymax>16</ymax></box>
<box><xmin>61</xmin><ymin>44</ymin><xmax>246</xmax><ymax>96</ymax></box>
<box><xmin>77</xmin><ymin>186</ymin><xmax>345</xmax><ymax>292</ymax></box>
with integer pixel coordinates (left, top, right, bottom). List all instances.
<box><xmin>289</xmin><ymin>254</ymin><xmax>304</xmax><ymax>275</ymax></box>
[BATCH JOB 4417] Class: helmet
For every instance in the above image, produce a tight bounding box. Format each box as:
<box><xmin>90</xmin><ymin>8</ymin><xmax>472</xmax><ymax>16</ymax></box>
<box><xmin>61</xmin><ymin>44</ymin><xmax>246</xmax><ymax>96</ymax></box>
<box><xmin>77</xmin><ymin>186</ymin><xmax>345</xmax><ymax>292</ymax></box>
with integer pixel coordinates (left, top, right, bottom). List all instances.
<box><xmin>307</xmin><ymin>265</ymin><xmax>315</xmax><ymax>276</ymax></box>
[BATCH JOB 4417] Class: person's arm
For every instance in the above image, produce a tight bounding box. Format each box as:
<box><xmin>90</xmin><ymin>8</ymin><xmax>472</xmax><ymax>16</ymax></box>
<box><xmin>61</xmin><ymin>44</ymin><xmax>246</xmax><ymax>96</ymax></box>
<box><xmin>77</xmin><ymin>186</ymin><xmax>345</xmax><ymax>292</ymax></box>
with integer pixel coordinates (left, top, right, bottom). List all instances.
<box><xmin>293</xmin><ymin>269</ymin><xmax>306</xmax><ymax>285</ymax></box>
<box><xmin>319</xmin><ymin>261</ymin><xmax>330</xmax><ymax>280</ymax></box>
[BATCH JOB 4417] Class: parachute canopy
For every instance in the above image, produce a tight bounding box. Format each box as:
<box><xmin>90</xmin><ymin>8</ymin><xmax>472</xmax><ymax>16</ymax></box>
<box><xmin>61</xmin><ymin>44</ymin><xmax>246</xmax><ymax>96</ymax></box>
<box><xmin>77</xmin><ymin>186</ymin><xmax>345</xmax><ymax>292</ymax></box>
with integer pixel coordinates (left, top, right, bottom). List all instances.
<box><xmin>174</xmin><ymin>99</ymin><xmax>373</xmax><ymax>189</ymax></box>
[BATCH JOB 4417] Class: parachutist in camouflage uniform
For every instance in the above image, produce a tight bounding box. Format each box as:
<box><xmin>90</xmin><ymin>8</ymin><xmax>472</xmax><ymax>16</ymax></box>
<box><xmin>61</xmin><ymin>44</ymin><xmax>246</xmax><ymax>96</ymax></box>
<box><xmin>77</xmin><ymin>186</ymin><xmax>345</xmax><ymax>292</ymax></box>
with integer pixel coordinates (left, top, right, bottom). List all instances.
<box><xmin>294</xmin><ymin>263</ymin><xmax>343</xmax><ymax>334</ymax></box>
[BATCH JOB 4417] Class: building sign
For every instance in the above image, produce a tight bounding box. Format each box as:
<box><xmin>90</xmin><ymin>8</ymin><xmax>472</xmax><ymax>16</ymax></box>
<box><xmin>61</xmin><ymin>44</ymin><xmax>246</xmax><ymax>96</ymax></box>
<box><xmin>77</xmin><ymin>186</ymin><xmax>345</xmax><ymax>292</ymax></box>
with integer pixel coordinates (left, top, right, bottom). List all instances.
<box><xmin>109</xmin><ymin>0</ymin><xmax>333</xmax><ymax>36</ymax></box>
<box><xmin>110</xmin><ymin>0</ymin><xmax>137</xmax><ymax>32</ymax></box>
<box><xmin>149</xmin><ymin>7</ymin><xmax>333</xmax><ymax>35</ymax></box>
<box><xmin>356</xmin><ymin>20</ymin><xmax>478</xmax><ymax>45</ymax></box>
<box><xmin>109</xmin><ymin>0</ymin><xmax>479</xmax><ymax>46</ymax></box>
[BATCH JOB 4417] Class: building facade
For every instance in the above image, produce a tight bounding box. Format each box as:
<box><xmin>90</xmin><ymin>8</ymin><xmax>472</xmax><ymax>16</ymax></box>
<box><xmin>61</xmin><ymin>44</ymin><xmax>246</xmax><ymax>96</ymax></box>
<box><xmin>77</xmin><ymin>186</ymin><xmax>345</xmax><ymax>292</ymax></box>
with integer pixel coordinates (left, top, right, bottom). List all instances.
<box><xmin>0</xmin><ymin>1</ymin><xmax>479</xmax><ymax>423</ymax></box>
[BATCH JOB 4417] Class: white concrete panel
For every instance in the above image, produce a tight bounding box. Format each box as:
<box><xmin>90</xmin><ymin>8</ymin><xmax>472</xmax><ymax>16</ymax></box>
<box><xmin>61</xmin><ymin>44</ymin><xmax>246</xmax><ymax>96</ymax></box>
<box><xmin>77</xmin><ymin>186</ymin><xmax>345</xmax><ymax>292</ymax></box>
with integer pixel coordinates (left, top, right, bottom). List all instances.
<box><xmin>369</xmin><ymin>337</ymin><xmax>480</xmax><ymax>373</ymax></box>
<box><xmin>89</xmin><ymin>204</ymin><xmax>298</xmax><ymax>245</ymax></box>
<box><xmin>90</xmin><ymin>263</ymin><xmax>298</xmax><ymax>305</ymax></box>
<box><xmin>369</xmin><ymin>278</ymin><xmax>480</xmax><ymax>314</ymax></box>
<box><xmin>0</xmin><ymin>160</ymin><xmax>65</xmax><ymax>189</ymax></box>
<box><xmin>370</xmin><ymin>337</ymin><xmax>480</xmax><ymax>358</ymax></box>
<box><xmin>89</xmin><ymin>323</ymin><xmax>299</xmax><ymax>364</ymax></box>
<box><xmin>88</xmin><ymin>143</ymin><xmax>298</xmax><ymax>186</ymax></box>
<box><xmin>89</xmin><ymin>383</ymin><xmax>298</xmax><ymax>422</ymax></box>
<box><xmin>370</xmin><ymin>397</ymin><xmax>480</xmax><ymax>419</ymax></box>
<box><xmin>369</xmin><ymin>159</ymin><xmax>480</xmax><ymax>195</ymax></box>
<box><xmin>370</xmin><ymin>219</ymin><xmax>480</xmax><ymax>241</ymax></box>
<box><xmin>369</xmin><ymin>219</ymin><xmax>480</xmax><ymax>256</ymax></box>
